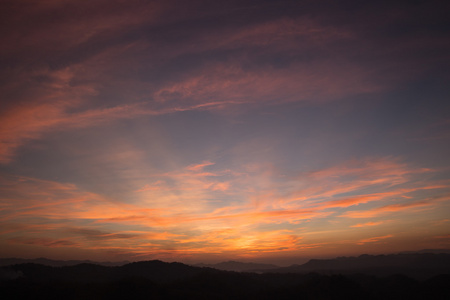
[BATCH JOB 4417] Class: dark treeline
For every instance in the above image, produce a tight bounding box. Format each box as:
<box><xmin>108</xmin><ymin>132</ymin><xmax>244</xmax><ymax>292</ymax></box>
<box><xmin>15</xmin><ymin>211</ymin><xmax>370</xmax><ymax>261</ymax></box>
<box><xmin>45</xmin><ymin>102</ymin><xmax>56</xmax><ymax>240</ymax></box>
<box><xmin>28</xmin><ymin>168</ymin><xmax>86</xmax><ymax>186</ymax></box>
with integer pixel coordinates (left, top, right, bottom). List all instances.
<box><xmin>1</xmin><ymin>259</ymin><xmax>449</xmax><ymax>299</ymax></box>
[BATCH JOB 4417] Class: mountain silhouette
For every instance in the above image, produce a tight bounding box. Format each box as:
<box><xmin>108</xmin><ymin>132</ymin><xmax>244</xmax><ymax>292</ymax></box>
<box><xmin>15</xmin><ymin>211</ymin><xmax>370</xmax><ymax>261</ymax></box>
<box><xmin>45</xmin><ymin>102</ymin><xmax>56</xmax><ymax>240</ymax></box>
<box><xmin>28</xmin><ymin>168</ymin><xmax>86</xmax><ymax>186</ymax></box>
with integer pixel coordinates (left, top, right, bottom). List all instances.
<box><xmin>1</xmin><ymin>260</ymin><xmax>212</xmax><ymax>283</ymax></box>
<box><xmin>0</xmin><ymin>257</ymin><xmax>128</xmax><ymax>267</ymax></box>
<box><xmin>1</xmin><ymin>256</ymin><xmax>449</xmax><ymax>299</ymax></box>
<box><xmin>262</xmin><ymin>253</ymin><xmax>450</xmax><ymax>279</ymax></box>
<box><xmin>194</xmin><ymin>261</ymin><xmax>279</xmax><ymax>272</ymax></box>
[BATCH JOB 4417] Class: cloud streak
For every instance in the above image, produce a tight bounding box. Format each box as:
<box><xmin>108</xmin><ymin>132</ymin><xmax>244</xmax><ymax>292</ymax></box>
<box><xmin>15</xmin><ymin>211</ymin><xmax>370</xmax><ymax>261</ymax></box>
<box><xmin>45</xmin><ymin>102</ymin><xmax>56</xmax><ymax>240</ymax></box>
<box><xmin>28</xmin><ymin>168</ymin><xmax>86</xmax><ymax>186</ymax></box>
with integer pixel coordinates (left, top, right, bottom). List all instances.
<box><xmin>1</xmin><ymin>0</ymin><xmax>449</xmax><ymax>262</ymax></box>
<box><xmin>4</xmin><ymin>2</ymin><xmax>441</xmax><ymax>164</ymax></box>
<box><xmin>356</xmin><ymin>235</ymin><xmax>393</xmax><ymax>245</ymax></box>
<box><xmin>1</xmin><ymin>155</ymin><xmax>448</xmax><ymax>260</ymax></box>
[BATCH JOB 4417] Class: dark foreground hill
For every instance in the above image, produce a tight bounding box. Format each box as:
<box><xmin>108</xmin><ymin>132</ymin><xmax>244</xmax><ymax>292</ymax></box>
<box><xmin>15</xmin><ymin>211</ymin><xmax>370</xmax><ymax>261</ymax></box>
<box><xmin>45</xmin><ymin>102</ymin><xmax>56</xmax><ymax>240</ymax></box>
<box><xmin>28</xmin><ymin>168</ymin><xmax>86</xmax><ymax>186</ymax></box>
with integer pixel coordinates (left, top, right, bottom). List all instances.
<box><xmin>1</xmin><ymin>256</ymin><xmax>450</xmax><ymax>299</ymax></box>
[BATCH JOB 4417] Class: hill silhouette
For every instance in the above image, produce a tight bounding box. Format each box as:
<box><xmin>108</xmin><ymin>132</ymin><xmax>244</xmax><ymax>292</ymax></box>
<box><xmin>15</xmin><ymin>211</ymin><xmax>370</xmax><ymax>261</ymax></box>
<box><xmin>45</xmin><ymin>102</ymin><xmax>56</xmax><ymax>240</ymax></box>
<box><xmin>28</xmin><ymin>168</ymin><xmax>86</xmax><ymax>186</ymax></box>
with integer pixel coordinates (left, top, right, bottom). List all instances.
<box><xmin>194</xmin><ymin>261</ymin><xmax>279</xmax><ymax>272</ymax></box>
<box><xmin>0</xmin><ymin>257</ymin><xmax>128</xmax><ymax>267</ymax></box>
<box><xmin>1</xmin><ymin>254</ymin><xmax>449</xmax><ymax>299</ymax></box>
<box><xmin>261</xmin><ymin>253</ymin><xmax>450</xmax><ymax>279</ymax></box>
<box><xmin>1</xmin><ymin>260</ymin><xmax>211</xmax><ymax>283</ymax></box>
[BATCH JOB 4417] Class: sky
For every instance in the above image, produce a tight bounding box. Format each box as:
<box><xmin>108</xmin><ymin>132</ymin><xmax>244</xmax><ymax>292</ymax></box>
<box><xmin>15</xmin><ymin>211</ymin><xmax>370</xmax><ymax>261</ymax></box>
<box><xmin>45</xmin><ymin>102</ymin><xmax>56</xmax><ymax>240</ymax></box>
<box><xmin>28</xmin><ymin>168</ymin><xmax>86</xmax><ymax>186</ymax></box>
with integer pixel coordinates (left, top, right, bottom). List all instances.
<box><xmin>0</xmin><ymin>0</ymin><xmax>449</xmax><ymax>265</ymax></box>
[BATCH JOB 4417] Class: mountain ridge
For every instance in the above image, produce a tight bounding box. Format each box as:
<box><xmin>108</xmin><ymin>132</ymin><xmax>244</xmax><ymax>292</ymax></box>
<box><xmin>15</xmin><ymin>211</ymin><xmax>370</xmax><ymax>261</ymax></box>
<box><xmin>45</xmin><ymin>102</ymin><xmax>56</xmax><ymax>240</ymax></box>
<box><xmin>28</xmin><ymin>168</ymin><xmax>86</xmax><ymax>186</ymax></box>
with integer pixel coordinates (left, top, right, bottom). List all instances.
<box><xmin>260</xmin><ymin>253</ymin><xmax>450</xmax><ymax>279</ymax></box>
<box><xmin>0</xmin><ymin>257</ymin><xmax>129</xmax><ymax>267</ymax></box>
<box><xmin>194</xmin><ymin>260</ymin><xmax>279</xmax><ymax>272</ymax></box>
<box><xmin>2</xmin><ymin>251</ymin><xmax>450</xmax><ymax>280</ymax></box>
<box><xmin>1</xmin><ymin>255</ymin><xmax>449</xmax><ymax>299</ymax></box>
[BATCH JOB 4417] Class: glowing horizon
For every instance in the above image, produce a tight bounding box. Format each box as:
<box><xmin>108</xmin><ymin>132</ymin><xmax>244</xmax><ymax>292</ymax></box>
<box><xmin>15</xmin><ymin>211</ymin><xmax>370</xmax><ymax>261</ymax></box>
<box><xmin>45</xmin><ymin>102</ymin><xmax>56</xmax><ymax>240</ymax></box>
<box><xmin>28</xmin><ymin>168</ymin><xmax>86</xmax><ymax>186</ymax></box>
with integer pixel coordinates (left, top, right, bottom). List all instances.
<box><xmin>0</xmin><ymin>0</ymin><xmax>449</xmax><ymax>265</ymax></box>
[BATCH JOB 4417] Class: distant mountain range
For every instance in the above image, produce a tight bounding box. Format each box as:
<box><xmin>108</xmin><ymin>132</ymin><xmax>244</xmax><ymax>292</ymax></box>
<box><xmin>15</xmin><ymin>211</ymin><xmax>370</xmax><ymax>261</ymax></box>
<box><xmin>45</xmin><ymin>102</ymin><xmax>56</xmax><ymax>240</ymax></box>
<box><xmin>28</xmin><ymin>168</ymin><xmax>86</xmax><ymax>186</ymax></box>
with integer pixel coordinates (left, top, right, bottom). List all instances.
<box><xmin>194</xmin><ymin>261</ymin><xmax>279</xmax><ymax>272</ymax></box>
<box><xmin>261</xmin><ymin>253</ymin><xmax>450</xmax><ymax>279</ymax></box>
<box><xmin>399</xmin><ymin>249</ymin><xmax>450</xmax><ymax>254</ymax></box>
<box><xmin>192</xmin><ymin>250</ymin><xmax>450</xmax><ymax>276</ymax></box>
<box><xmin>1</xmin><ymin>253</ymin><xmax>449</xmax><ymax>299</ymax></box>
<box><xmin>1</xmin><ymin>251</ymin><xmax>449</xmax><ymax>280</ymax></box>
<box><xmin>192</xmin><ymin>252</ymin><xmax>450</xmax><ymax>279</ymax></box>
<box><xmin>0</xmin><ymin>260</ymin><xmax>210</xmax><ymax>283</ymax></box>
<box><xmin>0</xmin><ymin>257</ymin><xmax>278</xmax><ymax>272</ymax></box>
<box><xmin>0</xmin><ymin>257</ymin><xmax>129</xmax><ymax>267</ymax></box>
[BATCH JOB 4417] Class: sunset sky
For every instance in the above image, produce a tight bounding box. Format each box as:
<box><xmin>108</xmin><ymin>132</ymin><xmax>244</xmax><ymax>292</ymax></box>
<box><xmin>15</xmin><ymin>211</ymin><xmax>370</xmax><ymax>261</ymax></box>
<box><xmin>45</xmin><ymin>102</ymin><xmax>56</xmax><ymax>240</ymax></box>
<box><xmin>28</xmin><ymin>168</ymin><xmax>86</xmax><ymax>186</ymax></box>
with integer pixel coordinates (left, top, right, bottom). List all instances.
<box><xmin>0</xmin><ymin>0</ymin><xmax>449</xmax><ymax>265</ymax></box>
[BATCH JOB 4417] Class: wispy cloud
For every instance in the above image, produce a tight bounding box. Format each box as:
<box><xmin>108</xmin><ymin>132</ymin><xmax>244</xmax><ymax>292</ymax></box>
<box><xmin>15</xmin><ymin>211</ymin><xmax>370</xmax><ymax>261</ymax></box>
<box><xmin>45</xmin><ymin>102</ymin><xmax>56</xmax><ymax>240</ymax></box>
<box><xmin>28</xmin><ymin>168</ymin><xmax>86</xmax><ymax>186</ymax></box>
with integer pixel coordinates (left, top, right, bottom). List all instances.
<box><xmin>342</xmin><ymin>194</ymin><xmax>450</xmax><ymax>219</ymax></box>
<box><xmin>1</xmin><ymin>156</ymin><xmax>448</xmax><ymax>259</ymax></box>
<box><xmin>186</xmin><ymin>161</ymin><xmax>215</xmax><ymax>171</ymax></box>
<box><xmin>351</xmin><ymin>221</ymin><xmax>386</xmax><ymax>228</ymax></box>
<box><xmin>356</xmin><ymin>235</ymin><xmax>393</xmax><ymax>245</ymax></box>
<box><xmin>153</xmin><ymin>61</ymin><xmax>381</xmax><ymax>109</ymax></box>
<box><xmin>1</xmin><ymin>0</ymin><xmax>449</xmax><ymax>261</ymax></box>
<box><xmin>0</xmin><ymin>10</ymin><xmax>393</xmax><ymax>164</ymax></box>
<box><xmin>8</xmin><ymin>237</ymin><xmax>78</xmax><ymax>248</ymax></box>
<box><xmin>67</xmin><ymin>228</ymin><xmax>139</xmax><ymax>241</ymax></box>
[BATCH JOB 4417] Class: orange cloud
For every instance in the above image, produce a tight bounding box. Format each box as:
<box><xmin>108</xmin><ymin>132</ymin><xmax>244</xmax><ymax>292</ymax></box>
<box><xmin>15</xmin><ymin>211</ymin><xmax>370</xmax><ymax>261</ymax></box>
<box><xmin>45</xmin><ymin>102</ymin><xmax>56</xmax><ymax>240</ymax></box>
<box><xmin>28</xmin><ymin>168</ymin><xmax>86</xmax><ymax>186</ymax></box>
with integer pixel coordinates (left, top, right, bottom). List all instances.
<box><xmin>210</xmin><ymin>182</ymin><xmax>230</xmax><ymax>192</ymax></box>
<box><xmin>431</xmin><ymin>219</ymin><xmax>450</xmax><ymax>226</ymax></box>
<box><xmin>315</xmin><ymin>185</ymin><xmax>448</xmax><ymax>211</ymax></box>
<box><xmin>273</xmin><ymin>158</ymin><xmax>437</xmax><ymax>208</ymax></box>
<box><xmin>351</xmin><ymin>221</ymin><xmax>385</xmax><ymax>228</ymax></box>
<box><xmin>341</xmin><ymin>195</ymin><xmax>449</xmax><ymax>219</ymax></box>
<box><xmin>1</xmin><ymin>156</ymin><xmax>449</xmax><ymax>260</ymax></box>
<box><xmin>186</xmin><ymin>161</ymin><xmax>215</xmax><ymax>171</ymax></box>
<box><xmin>135</xmin><ymin>181</ymin><xmax>166</xmax><ymax>192</ymax></box>
<box><xmin>356</xmin><ymin>234</ymin><xmax>393</xmax><ymax>245</ymax></box>
<box><xmin>0</xmin><ymin>92</ymin><xmax>244</xmax><ymax>164</ymax></box>
<box><xmin>309</xmin><ymin>157</ymin><xmax>432</xmax><ymax>182</ymax></box>
<box><xmin>318</xmin><ymin>194</ymin><xmax>385</xmax><ymax>209</ymax></box>
<box><xmin>433</xmin><ymin>234</ymin><xmax>450</xmax><ymax>239</ymax></box>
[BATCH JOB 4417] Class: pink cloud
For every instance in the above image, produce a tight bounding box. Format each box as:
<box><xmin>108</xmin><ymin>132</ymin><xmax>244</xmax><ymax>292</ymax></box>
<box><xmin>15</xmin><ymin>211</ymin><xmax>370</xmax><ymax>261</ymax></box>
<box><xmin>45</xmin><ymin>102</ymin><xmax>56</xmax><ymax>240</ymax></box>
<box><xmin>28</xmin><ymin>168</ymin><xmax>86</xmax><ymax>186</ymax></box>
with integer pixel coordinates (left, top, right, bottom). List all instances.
<box><xmin>153</xmin><ymin>60</ymin><xmax>382</xmax><ymax>109</ymax></box>
<box><xmin>0</xmin><ymin>10</ymin><xmax>392</xmax><ymax>165</ymax></box>
<box><xmin>0</xmin><ymin>85</ymin><xmax>234</xmax><ymax>164</ymax></box>
<box><xmin>217</xmin><ymin>17</ymin><xmax>354</xmax><ymax>49</ymax></box>
<box><xmin>0</xmin><ymin>1</ymin><xmax>168</xmax><ymax>58</ymax></box>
